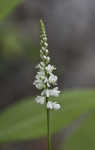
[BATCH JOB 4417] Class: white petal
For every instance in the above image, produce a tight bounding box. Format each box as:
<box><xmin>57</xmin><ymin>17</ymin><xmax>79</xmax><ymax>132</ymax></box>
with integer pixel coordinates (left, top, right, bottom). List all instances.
<box><xmin>47</xmin><ymin>101</ymin><xmax>53</xmax><ymax>109</ymax></box>
<box><xmin>49</xmin><ymin>87</ymin><xmax>60</xmax><ymax>97</ymax></box>
<box><xmin>41</xmin><ymin>89</ymin><xmax>50</xmax><ymax>97</ymax></box>
<box><xmin>35</xmin><ymin>96</ymin><xmax>45</xmax><ymax>104</ymax></box>
<box><xmin>49</xmin><ymin>74</ymin><xmax>58</xmax><ymax>85</ymax></box>
<box><xmin>53</xmin><ymin>102</ymin><xmax>61</xmax><ymax>110</ymax></box>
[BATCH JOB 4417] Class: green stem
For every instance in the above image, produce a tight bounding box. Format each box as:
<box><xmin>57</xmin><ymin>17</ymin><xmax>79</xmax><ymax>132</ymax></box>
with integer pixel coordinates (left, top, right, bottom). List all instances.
<box><xmin>46</xmin><ymin>99</ymin><xmax>51</xmax><ymax>150</ymax></box>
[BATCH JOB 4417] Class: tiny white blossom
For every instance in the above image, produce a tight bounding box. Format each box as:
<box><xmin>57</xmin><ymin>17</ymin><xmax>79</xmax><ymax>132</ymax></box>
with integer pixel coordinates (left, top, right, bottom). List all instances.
<box><xmin>33</xmin><ymin>80</ymin><xmax>45</xmax><ymax>90</ymax></box>
<box><xmin>44</xmin><ymin>78</ymin><xmax>48</xmax><ymax>83</ymax></box>
<box><xmin>44</xmin><ymin>43</ymin><xmax>48</xmax><ymax>47</ymax></box>
<box><xmin>40</xmin><ymin>62</ymin><xmax>45</xmax><ymax>66</ymax></box>
<box><xmin>50</xmin><ymin>87</ymin><xmax>60</xmax><ymax>97</ymax></box>
<box><xmin>41</xmin><ymin>87</ymin><xmax>60</xmax><ymax>98</ymax></box>
<box><xmin>47</xmin><ymin>101</ymin><xmax>61</xmax><ymax>110</ymax></box>
<box><xmin>41</xmin><ymin>89</ymin><xmax>50</xmax><ymax>97</ymax></box>
<box><xmin>36</xmin><ymin>64</ymin><xmax>41</xmax><ymax>69</ymax></box>
<box><xmin>49</xmin><ymin>74</ymin><xmax>58</xmax><ymax>85</ymax></box>
<box><xmin>43</xmin><ymin>55</ymin><xmax>47</xmax><ymax>59</ymax></box>
<box><xmin>52</xmin><ymin>102</ymin><xmax>61</xmax><ymax>110</ymax></box>
<box><xmin>40</xmin><ymin>40</ymin><xmax>43</xmax><ymax>44</ymax></box>
<box><xmin>35</xmin><ymin>96</ymin><xmax>45</xmax><ymax>104</ymax></box>
<box><xmin>45</xmin><ymin>64</ymin><xmax>56</xmax><ymax>74</ymax></box>
<box><xmin>43</xmin><ymin>37</ymin><xmax>47</xmax><ymax>41</ymax></box>
<box><xmin>46</xmin><ymin>57</ymin><xmax>50</xmax><ymax>63</ymax></box>
<box><xmin>47</xmin><ymin>101</ymin><xmax>53</xmax><ymax>109</ymax></box>
<box><xmin>42</xmin><ymin>47</ymin><xmax>46</xmax><ymax>51</ymax></box>
<box><xmin>36</xmin><ymin>71</ymin><xmax>45</xmax><ymax>80</ymax></box>
<box><xmin>46</xmin><ymin>49</ymin><xmax>48</xmax><ymax>54</ymax></box>
<box><xmin>36</xmin><ymin>64</ymin><xmax>44</xmax><ymax>70</ymax></box>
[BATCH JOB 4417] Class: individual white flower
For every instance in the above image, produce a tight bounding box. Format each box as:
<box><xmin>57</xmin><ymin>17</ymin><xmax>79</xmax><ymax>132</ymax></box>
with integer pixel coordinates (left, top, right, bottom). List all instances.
<box><xmin>40</xmin><ymin>40</ymin><xmax>44</xmax><ymax>44</ymax></box>
<box><xmin>50</xmin><ymin>87</ymin><xmax>60</xmax><ymax>97</ymax></box>
<box><xmin>34</xmin><ymin>71</ymin><xmax>46</xmax><ymax>90</ymax></box>
<box><xmin>35</xmin><ymin>96</ymin><xmax>45</xmax><ymax>104</ymax></box>
<box><xmin>41</xmin><ymin>47</ymin><xmax>46</xmax><ymax>51</ymax></box>
<box><xmin>43</xmin><ymin>55</ymin><xmax>47</xmax><ymax>59</ymax></box>
<box><xmin>34</xmin><ymin>80</ymin><xmax>45</xmax><ymax>90</ymax></box>
<box><xmin>43</xmin><ymin>78</ymin><xmax>50</xmax><ymax>87</ymax></box>
<box><xmin>46</xmin><ymin>101</ymin><xmax>61</xmax><ymax>110</ymax></box>
<box><xmin>47</xmin><ymin>101</ymin><xmax>53</xmax><ymax>109</ymax></box>
<box><xmin>41</xmin><ymin>87</ymin><xmax>60</xmax><ymax>98</ymax></box>
<box><xmin>35</xmin><ymin>71</ymin><xmax>46</xmax><ymax>81</ymax></box>
<box><xmin>44</xmin><ymin>43</ymin><xmax>48</xmax><ymax>47</ymax></box>
<box><xmin>41</xmin><ymin>89</ymin><xmax>50</xmax><ymax>97</ymax></box>
<box><xmin>45</xmin><ymin>49</ymin><xmax>48</xmax><ymax>54</ymax></box>
<box><xmin>36</xmin><ymin>63</ymin><xmax>44</xmax><ymax>70</ymax></box>
<box><xmin>43</xmin><ymin>37</ymin><xmax>47</xmax><ymax>41</ymax></box>
<box><xmin>36</xmin><ymin>62</ymin><xmax>45</xmax><ymax>70</ymax></box>
<box><xmin>46</xmin><ymin>57</ymin><xmax>50</xmax><ymax>64</ymax></box>
<box><xmin>40</xmin><ymin>62</ymin><xmax>45</xmax><ymax>66</ymax></box>
<box><xmin>40</xmin><ymin>50</ymin><xmax>43</xmax><ymax>56</ymax></box>
<box><xmin>47</xmin><ymin>82</ymin><xmax>51</xmax><ymax>88</ymax></box>
<box><xmin>45</xmin><ymin>64</ymin><xmax>56</xmax><ymax>74</ymax></box>
<box><xmin>44</xmin><ymin>78</ymin><xmax>48</xmax><ymax>83</ymax></box>
<box><xmin>49</xmin><ymin>74</ymin><xmax>58</xmax><ymax>85</ymax></box>
<box><xmin>52</xmin><ymin>102</ymin><xmax>61</xmax><ymax>110</ymax></box>
<box><xmin>36</xmin><ymin>64</ymin><xmax>41</xmax><ymax>69</ymax></box>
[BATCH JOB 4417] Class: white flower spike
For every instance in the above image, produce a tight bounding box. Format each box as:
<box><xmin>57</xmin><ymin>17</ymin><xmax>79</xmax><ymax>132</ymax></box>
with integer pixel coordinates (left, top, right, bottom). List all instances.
<box><xmin>33</xmin><ymin>19</ymin><xmax>61</xmax><ymax>110</ymax></box>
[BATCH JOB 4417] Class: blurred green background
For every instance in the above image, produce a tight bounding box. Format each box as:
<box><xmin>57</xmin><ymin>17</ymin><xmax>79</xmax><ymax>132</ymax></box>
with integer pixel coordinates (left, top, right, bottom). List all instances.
<box><xmin>0</xmin><ymin>0</ymin><xmax>95</xmax><ymax>150</ymax></box>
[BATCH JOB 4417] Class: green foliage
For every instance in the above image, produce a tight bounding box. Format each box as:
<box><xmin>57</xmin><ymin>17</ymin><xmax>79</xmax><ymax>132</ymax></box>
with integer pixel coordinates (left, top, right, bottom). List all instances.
<box><xmin>63</xmin><ymin>112</ymin><xmax>95</xmax><ymax>150</ymax></box>
<box><xmin>0</xmin><ymin>28</ymin><xmax>22</xmax><ymax>62</ymax></box>
<box><xmin>0</xmin><ymin>90</ymin><xmax>95</xmax><ymax>143</ymax></box>
<box><xmin>0</xmin><ymin>0</ymin><xmax>23</xmax><ymax>20</ymax></box>
<box><xmin>2</xmin><ymin>32</ymin><xmax>22</xmax><ymax>58</ymax></box>
<box><xmin>0</xmin><ymin>27</ymin><xmax>39</xmax><ymax>62</ymax></box>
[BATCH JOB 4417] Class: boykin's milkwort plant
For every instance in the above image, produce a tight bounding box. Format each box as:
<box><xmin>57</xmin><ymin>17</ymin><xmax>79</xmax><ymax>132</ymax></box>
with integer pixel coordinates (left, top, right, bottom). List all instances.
<box><xmin>33</xmin><ymin>20</ymin><xmax>61</xmax><ymax>150</ymax></box>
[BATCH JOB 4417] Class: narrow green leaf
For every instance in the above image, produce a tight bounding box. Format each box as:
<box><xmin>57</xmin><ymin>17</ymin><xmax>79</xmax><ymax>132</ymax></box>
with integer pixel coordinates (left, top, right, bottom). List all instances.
<box><xmin>0</xmin><ymin>0</ymin><xmax>23</xmax><ymax>20</ymax></box>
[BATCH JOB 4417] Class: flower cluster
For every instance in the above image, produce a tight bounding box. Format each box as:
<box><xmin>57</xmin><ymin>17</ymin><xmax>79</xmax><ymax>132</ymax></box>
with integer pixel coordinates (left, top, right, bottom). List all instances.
<box><xmin>33</xmin><ymin>20</ymin><xmax>61</xmax><ymax>110</ymax></box>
